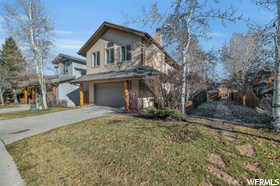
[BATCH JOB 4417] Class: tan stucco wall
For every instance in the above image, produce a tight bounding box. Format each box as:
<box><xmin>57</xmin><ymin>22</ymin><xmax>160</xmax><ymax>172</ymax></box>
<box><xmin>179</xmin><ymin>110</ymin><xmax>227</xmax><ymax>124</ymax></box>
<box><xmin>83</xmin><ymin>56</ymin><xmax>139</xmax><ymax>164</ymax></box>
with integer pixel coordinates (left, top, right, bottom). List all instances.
<box><xmin>86</xmin><ymin>28</ymin><xmax>143</xmax><ymax>74</ymax></box>
<box><xmin>86</xmin><ymin>28</ymin><xmax>172</xmax><ymax>75</ymax></box>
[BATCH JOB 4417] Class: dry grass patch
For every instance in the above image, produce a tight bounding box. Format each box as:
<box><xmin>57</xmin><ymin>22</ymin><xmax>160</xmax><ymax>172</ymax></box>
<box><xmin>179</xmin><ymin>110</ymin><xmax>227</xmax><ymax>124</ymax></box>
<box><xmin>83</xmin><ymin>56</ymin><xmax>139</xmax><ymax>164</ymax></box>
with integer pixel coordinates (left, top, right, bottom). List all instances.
<box><xmin>7</xmin><ymin>114</ymin><xmax>280</xmax><ymax>185</ymax></box>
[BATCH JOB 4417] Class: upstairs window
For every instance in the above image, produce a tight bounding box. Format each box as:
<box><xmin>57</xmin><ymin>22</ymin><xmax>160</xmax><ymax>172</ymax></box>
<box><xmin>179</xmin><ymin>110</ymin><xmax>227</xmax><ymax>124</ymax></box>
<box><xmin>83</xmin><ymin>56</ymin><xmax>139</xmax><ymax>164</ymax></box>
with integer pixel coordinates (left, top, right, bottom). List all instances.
<box><xmin>92</xmin><ymin>51</ymin><xmax>100</xmax><ymax>67</ymax></box>
<box><xmin>106</xmin><ymin>42</ymin><xmax>115</xmax><ymax>64</ymax></box>
<box><xmin>63</xmin><ymin>61</ymin><xmax>71</xmax><ymax>74</ymax></box>
<box><xmin>120</xmin><ymin>45</ymin><xmax>132</xmax><ymax>62</ymax></box>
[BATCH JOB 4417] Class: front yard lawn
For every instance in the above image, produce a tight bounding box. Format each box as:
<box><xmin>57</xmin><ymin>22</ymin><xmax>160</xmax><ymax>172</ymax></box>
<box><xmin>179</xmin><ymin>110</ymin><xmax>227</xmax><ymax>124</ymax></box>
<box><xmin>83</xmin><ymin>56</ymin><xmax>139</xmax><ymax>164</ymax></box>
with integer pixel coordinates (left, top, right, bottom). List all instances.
<box><xmin>0</xmin><ymin>107</ymin><xmax>74</xmax><ymax>120</ymax></box>
<box><xmin>7</xmin><ymin>114</ymin><xmax>280</xmax><ymax>185</ymax></box>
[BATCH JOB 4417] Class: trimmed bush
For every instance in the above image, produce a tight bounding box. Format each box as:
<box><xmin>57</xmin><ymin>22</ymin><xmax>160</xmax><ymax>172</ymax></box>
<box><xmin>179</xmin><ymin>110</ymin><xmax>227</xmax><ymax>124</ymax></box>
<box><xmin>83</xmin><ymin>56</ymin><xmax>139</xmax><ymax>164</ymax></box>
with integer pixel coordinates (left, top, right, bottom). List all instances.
<box><xmin>145</xmin><ymin>107</ymin><xmax>184</xmax><ymax>120</ymax></box>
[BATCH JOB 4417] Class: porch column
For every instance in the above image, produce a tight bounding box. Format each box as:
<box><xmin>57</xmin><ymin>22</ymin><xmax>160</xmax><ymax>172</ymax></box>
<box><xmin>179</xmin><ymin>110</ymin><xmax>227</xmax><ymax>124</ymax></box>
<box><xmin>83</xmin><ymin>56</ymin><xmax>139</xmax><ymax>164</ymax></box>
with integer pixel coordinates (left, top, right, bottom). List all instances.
<box><xmin>32</xmin><ymin>87</ymin><xmax>36</xmax><ymax>104</ymax></box>
<box><xmin>80</xmin><ymin>82</ymin><xmax>84</xmax><ymax>106</ymax></box>
<box><xmin>89</xmin><ymin>81</ymin><xmax>94</xmax><ymax>105</ymax></box>
<box><xmin>24</xmin><ymin>88</ymin><xmax>28</xmax><ymax>104</ymax></box>
<box><xmin>124</xmin><ymin>80</ymin><xmax>129</xmax><ymax>112</ymax></box>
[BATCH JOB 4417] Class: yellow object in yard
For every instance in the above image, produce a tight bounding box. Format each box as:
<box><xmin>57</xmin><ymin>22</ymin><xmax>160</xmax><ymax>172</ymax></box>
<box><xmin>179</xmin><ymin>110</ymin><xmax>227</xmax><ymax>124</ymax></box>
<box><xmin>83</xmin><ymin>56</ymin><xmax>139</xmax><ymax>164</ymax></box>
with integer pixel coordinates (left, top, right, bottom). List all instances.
<box><xmin>267</xmin><ymin>76</ymin><xmax>275</xmax><ymax>84</ymax></box>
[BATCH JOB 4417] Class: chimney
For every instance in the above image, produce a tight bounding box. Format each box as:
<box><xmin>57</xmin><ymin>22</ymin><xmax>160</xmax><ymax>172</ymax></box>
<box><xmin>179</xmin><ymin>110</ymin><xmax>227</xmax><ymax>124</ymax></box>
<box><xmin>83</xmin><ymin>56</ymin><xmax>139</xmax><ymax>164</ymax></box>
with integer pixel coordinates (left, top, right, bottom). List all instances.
<box><xmin>152</xmin><ymin>28</ymin><xmax>163</xmax><ymax>46</ymax></box>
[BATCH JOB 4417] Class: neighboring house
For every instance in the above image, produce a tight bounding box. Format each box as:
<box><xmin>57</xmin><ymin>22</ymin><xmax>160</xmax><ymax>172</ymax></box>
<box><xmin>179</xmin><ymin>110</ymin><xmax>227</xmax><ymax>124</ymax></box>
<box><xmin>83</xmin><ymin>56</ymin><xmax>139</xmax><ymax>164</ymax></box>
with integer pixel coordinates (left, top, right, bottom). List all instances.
<box><xmin>52</xmin><ymin>54</ymin><xmax>87</xmax><ymax>107</ymax></box>
<box><xmin>73</xmin><ymin>22</ymin><xmax>179</xmax><ymax>110</ymax></box>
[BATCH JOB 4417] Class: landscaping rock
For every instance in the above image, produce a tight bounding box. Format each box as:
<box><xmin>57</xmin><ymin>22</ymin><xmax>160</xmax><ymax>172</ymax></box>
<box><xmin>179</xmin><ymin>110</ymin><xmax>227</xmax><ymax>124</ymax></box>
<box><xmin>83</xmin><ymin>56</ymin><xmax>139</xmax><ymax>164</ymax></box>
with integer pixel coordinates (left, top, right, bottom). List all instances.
<box><xmin>208</xmin><ymin>154</ymin><xmax>226</xmax><ymax>167</ymax></box>
<box><xmin>223</xmin><ymin>131</ymin><xmax>237</xmax><ymax>142</ymax></box>
<box><xmin>235</xmin><ymin>144</ymin><xmax>256</xmax><ymax>157</ymax></box>
<box><xmin>200</xmin><ymin>180</ymin><xmax>214</xmax><ymax>186</ymax></box>
<box><xmin>218</xmin><ymin>149</ymin><xmax>237</xmax><ymax>157</ymax></box>
<box><xmin>207</xmin><ymin>166</ymin><xmax>241</xmax><ymax>186</ymax></box>
<box><xmin>189</xmin><ymin>99</ymin><xmax>272</xmax><ymax>126</ymax></box>
<box><xmin>245</xmin><ymin>162</ymin><xmax>262</xmax><ymax>173</ymax></box>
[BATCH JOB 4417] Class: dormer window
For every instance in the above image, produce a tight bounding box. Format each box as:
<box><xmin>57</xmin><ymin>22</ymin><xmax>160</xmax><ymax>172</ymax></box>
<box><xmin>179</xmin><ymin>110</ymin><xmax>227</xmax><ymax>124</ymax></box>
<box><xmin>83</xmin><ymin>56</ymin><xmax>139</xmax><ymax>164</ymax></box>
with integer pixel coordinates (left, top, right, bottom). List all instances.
<box><xmin>92</xmin><ymin>51</ymin><xmax>100</xmax><ymax>67</ymax></box>
<box><xmin>120</xmin><ymin>45</ymin><xmax>132</xmax><ymax>62</ymax></box>
<box><xmin>105</xmin><ymin>42</ymin><xmax>114</xmax><ymax>64</ymax></box>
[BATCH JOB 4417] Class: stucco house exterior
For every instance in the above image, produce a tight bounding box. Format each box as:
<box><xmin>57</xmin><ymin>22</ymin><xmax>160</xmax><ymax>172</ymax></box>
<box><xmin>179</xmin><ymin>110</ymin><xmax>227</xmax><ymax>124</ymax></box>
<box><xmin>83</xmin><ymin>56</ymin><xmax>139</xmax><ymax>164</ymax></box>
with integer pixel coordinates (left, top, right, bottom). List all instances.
<box><xmin>52</xmin><ymin>54</ymin><xmax>87</xmax><ymax>107</ymax></box>
<box><xmin>73</xmin><ymin>22</ymin><xmax>179</xmax><ymax>111</ymax></box>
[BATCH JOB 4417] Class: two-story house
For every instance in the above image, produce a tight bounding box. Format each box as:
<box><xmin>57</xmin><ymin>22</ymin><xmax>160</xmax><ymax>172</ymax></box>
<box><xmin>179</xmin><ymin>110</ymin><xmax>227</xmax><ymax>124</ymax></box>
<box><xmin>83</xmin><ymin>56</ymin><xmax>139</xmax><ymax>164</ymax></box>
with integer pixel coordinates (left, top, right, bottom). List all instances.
<box><xmin>52</xmin><ymin>54</ymin><xmax>87</xmax><ymax>107</ymax></box>
<box><xmin>73</xmin><ymin>22</ymin><xmax>179</xmax><ymax>110</ymax></box>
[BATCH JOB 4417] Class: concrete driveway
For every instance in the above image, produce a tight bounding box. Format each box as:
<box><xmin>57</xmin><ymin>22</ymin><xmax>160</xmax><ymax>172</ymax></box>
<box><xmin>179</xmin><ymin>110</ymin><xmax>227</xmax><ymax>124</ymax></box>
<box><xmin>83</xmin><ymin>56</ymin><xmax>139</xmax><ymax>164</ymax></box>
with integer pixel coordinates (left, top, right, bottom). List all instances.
<box><xmin>0</xmin><ymin>106</ymin><xmax>118</xmax><ymax>186</ymax></box>
<box><xmin>0</xmin><ymin>104</ymin><xmax>29</xmax><ymax>114</ymax></box>
<box><xmin>0</xmin><ymin>106</ymin><xmax>118</xmax><ymax>144</ymax></box>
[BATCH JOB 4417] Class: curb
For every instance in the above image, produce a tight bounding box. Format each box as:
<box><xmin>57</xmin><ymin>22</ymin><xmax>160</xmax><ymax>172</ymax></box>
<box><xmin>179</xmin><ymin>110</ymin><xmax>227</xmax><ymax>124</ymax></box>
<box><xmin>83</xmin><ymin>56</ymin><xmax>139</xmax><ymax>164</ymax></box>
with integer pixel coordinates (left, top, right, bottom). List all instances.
<box><xmin>0</xmin><ymin>139</ymin><xmax>26</xmax><ymax>186</ymax></box>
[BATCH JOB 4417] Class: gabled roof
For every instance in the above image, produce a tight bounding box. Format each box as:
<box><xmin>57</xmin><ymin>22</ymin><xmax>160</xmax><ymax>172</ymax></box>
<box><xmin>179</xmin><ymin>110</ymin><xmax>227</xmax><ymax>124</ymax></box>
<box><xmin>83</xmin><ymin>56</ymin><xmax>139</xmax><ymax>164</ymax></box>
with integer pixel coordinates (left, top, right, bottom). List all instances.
<box><xmin>52</xmin><ymin>53</ymin><xmax>86</xmax><ymax>65</ymax></box>
<box><xmin>78</xmin><ymin>21</ymin><xmax>179</xmax><ymax>69</ymax></box>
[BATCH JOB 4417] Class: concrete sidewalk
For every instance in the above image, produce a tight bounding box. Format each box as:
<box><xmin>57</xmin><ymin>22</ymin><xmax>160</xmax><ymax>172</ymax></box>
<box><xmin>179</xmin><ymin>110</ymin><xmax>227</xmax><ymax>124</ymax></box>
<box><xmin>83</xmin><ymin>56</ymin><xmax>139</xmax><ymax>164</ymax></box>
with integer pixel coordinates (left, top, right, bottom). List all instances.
<box><xmin>0</xmin><ymin>141</ymin><xmax>26</xmax><ymax>186</ymax></box>
<box><xmin>0</xmin><ymin>105</ymin><xmax>29</xmax><ymax>114</ymax></box>
<box><xmin>0</xmin><ymin>106</ymin><xmax>117</xmax><ymax>186</ymax></box>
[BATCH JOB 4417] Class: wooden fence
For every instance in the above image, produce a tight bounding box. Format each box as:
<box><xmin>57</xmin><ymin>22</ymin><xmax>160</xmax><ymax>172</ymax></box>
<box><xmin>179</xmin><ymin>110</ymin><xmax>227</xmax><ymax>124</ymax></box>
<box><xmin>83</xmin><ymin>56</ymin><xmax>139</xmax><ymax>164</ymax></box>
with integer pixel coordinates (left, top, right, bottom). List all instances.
<box><xmin>185</xmin><ymin>89</ymin><xmax>220</xmax><ymax>112</ymax></box>
<box><xmin>228</xmin><ymin>89</ymin><xmax>259</xmax><ymax>108</ymax></box>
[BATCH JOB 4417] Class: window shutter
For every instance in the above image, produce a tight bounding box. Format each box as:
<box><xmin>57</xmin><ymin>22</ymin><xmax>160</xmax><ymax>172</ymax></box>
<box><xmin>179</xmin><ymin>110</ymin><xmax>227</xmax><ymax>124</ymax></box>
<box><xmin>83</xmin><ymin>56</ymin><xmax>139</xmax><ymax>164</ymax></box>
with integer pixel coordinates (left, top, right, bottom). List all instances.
<box><xmin>110</xmin><ymin>48</ymin><xmax>115</xmax><ymax>64</ymax></box>
<box><xmin>97</xmin><ymin>52</ymin><xmax>100</xmax><ymax>66</ymax></box>
<box><xmin>126</xmin><ymin>45</ymin><xmax>131</xmax><ymax>60</ymax></box>
<box><xmin>116</xmin><ymin>47</ymin><xmax>120</xmax><ymax>64</ymax></box>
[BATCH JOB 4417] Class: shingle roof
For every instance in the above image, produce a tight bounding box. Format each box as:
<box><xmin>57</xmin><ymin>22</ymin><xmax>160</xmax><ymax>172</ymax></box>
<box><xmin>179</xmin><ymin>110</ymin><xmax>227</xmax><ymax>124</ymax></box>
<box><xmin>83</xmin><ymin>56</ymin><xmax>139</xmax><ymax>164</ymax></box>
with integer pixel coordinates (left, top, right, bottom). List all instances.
<box><xmin>78</xmin><ymin>21</ymin><xmax>179</xmax><ymax>69</ymax></box>
<box><xmin>52</xmin><ymin>53</ymin><xmax>86</xmax><ymax>65</ymax></box>
<box><xmin>52</xmin><ymin>75</ymin><xmax>76</xmax><ymax>83</ymax></box>
<box><xmin>71</xmin><ymin>66</ymin><xmax>161</xmax><ymax>83</ymax></box>
<box><xmin>18</xmin><ymin>75</ymin><xmax>58</xmax><ymax>88</ymax></box>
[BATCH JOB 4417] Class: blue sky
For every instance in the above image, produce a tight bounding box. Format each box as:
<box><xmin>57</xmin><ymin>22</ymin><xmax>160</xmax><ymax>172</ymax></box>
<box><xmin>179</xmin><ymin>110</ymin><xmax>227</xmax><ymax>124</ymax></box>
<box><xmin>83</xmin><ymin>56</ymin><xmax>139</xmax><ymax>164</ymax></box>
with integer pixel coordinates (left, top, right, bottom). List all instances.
<box><xmin>0</xmin><ymin>0</ymin><xmax>275</xmax><ymax>74</ymax></box>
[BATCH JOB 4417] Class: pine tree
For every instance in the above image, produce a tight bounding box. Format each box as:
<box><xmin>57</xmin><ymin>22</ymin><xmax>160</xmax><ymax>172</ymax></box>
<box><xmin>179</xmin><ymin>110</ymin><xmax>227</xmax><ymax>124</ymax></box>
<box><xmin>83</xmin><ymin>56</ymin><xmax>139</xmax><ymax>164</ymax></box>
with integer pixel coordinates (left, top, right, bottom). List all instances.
<box><xmin>0</xmin><ymin>37</ymin><xmax>26</xmax><ymax>103</ymax></box>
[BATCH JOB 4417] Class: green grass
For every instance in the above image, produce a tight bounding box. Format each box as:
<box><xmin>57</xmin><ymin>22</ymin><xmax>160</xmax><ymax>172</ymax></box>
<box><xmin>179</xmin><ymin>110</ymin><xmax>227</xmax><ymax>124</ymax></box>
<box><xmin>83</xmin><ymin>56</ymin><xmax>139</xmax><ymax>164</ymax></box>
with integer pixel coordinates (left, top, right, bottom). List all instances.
<box><xmin>7</xmin><ymin>114</ymin><xmax>280</xmax><ymax>186</ymax></box>
<box><xmin>0</xmin><ymin>107</ymin><xmax>74</xmax><ymax>120</ymax></box>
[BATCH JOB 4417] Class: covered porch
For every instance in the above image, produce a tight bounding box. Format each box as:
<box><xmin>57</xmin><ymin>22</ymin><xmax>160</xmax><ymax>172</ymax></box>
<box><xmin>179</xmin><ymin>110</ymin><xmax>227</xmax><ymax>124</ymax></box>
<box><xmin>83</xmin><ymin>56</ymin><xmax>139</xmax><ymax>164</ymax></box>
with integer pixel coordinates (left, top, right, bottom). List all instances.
<box><xmin>20</xmin><ymin>83</ymin><xmax>58</xmax><ymax>105</ymax></box>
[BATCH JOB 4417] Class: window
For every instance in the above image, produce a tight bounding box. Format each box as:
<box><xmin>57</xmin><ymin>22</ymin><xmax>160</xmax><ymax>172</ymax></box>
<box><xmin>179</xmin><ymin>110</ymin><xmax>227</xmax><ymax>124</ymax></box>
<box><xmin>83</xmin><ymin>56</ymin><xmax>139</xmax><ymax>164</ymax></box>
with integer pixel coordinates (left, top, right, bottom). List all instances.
<box><xmin>92</xmin><ymin>51</ymin><xmax>100</xmax><ymax>67</ymax></box>
<box><xmin>106</xmin><ymin>42</ymin><xmax>115</xmax><ymax>64</ymax></box>
<box><xmin>120</xmin><ymin>45</ymin><xmax>132</xmax><ymax>62</ymax></box>
<box><xmin>63</xmin><ymin>61</ymin><xmax>71</xmax><ymax>74</ymax></box>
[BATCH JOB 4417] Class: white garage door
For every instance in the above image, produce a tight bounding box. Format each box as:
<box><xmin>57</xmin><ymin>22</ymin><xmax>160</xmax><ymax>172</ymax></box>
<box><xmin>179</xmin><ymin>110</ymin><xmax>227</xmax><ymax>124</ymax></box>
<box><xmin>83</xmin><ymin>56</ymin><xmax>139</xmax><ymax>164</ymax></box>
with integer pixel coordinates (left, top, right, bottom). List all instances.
<box><xmin>94</xmin><ymin>82</ymin><xmax>124</xmax><ymax>108</ymax></box>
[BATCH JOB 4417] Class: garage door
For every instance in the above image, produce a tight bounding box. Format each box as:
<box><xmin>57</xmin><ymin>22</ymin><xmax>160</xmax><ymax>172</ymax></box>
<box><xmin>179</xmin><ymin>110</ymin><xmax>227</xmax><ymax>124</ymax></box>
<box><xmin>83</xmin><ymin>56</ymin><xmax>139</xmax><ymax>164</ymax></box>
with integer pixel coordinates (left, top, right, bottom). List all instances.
<box><xmin>94</xmin><ymin>82</ymin><xmax>124</xmax><ymax>108</ymax></box>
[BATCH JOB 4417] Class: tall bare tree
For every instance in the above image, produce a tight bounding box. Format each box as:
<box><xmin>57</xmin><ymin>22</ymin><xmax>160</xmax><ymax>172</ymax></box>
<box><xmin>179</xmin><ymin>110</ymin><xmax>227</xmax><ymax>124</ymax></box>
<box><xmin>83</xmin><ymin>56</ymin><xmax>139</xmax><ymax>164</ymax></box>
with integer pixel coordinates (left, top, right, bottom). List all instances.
<box><xmin>131</xmin><ymin>0</ymin><xmax>241</xmax><ymax>113</ymax></box>
<box><xmin>256</xmin><ymin>0</ymin><xmax>280</xmax><ymax>130</ymax></box>
<box><xmin>221</xmin><ymin>29</ymin><xmax>273</xmax><ymax>91</ymax></box>
<box><xmin>0</xmin><ymin>59</ymin><xmax>10</xmax><ymax>105</ymax></box>
<box><xmin>2</xmin><ymin>0</ymin><xmax>53</xmax><ymax>109</ymax></box>
<box><xmin>273</xmin><ymin>0</ymin><xmax>280</xmax><ymax>130</ymax></box>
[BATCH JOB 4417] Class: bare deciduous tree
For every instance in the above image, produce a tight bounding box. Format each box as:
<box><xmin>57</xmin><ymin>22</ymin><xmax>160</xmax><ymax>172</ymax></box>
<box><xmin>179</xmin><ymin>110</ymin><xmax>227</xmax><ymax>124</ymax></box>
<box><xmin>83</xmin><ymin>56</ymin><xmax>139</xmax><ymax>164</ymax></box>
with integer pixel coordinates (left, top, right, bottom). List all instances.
<box><xmin>0</xmin><ymin>60</ymin><xmax>10</xmax><ymax>105</ymax></box>
<box><xmin>256</xmin><ymin>0</ymin><xmax>280</xmax><ymax>130</ymax></box>
<box><xmin>221</xmin><ymin>29</ymin><xmax>273</xmax><ymax>91</ymax></box>
<box><xmin>2</xmin><ymin>0</ymin><xmax>53</xmax><ymax>109</ymax></box>
<box><xmin>129</xmin><ymin>0</ymin><xmax>241</xmax><ymax>113</ymax></box>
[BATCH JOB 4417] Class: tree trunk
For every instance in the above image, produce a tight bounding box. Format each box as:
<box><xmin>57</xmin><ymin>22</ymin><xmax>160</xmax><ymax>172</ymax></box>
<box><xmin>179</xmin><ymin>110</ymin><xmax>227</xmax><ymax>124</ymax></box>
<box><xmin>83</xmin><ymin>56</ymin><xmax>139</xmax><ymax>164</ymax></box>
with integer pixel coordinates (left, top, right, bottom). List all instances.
<box><xmin>181</xmin><ymin>54</ymin><xmax>187</xmax><ymax>113</ymax></box>
<box><xmin>273</xmin><ymin>0</ymin><xmax>280</xmax><ymax>130</ymax></box>
<box><xmin>12</xmin><ymin>88</ymin><xmax>18</xmax><ymax>104</ymax></box>
<box><xmin>0</xmin><ymin>90</ymin><xmax>4</xmax><ymax>105</ymax></box>
<box><xmin>38</xmin><ymin>59</ymin><xmax>48</xmax><ymax>110</ymax></box>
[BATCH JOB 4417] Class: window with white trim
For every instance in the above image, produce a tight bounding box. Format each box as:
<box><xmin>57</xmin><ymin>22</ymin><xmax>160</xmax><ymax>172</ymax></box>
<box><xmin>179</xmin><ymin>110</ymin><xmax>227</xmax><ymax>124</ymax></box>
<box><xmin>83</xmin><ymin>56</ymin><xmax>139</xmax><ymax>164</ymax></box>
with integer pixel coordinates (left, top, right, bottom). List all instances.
<box><xmin>92</xmin><ymin>51</ymin><xmax>100</xmax><ymax>67</ymax></box>
<box><xmin>120</xmin><ymin>45</ymin><xmax>132</xmax><ymax>62</ymax></box>
<box><xmin>105</xmin><ymin>42</ymin><xmax>115</xmax><ymax>64</ymax></box>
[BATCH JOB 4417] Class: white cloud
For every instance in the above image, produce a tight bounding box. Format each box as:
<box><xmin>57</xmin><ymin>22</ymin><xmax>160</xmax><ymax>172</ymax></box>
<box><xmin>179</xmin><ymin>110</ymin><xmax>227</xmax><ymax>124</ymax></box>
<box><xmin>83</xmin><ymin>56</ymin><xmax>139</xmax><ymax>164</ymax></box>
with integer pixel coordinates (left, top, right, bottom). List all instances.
<box><xmin>54</xmin><ymin>38</ymin><xmax>83</xmax><ymax>50</ymax></box>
